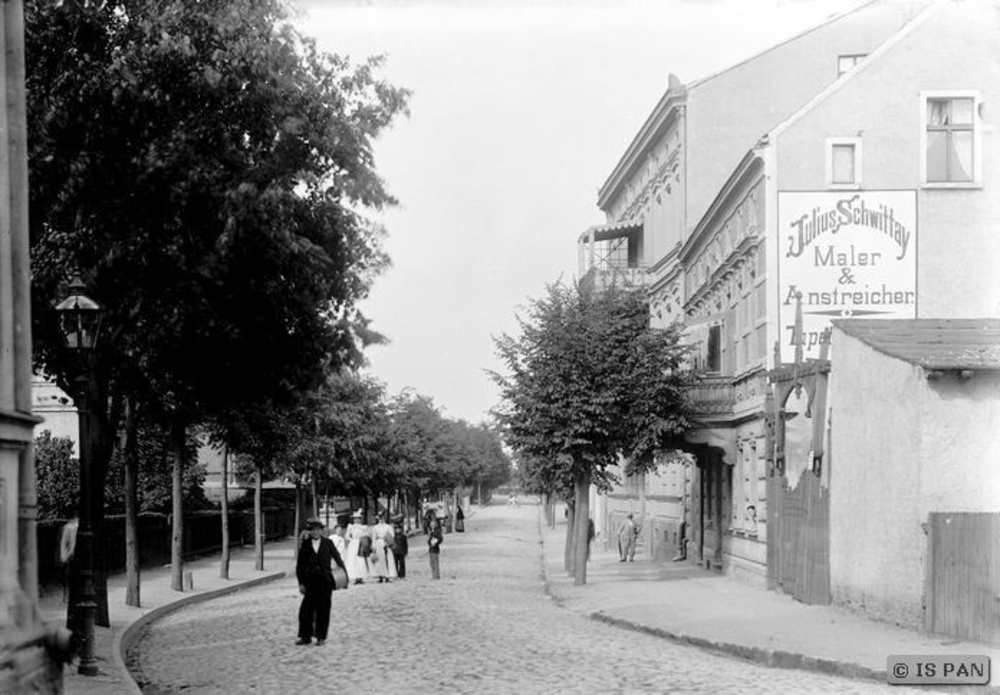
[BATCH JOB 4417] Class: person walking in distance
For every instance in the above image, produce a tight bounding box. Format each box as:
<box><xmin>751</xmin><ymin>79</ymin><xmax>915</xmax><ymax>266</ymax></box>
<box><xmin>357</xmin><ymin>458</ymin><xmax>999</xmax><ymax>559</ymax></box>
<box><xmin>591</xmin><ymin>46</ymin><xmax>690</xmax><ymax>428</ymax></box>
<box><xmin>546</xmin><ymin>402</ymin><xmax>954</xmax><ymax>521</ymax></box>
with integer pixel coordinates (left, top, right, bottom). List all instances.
<box><xmin>392</xmin><ymin>517</ymin><xmax>409</xmax><ymax>579</ymax></box>
<box><xmin>617</xmin><ymin>513</ymin><xmax>638</xmax><ymax>562</ymax></box>
<box><xmin>59</xmin><ymin>518</ymin><xmax>78</xmax><ymax>606</ymax></box>
<box><xmin>295</xmin><ymin>518</ymin><xmax>346</xmax><ymax>646</ymax></box>
<box><xmin>428</xmin><ymin>518</ymin><xmax>443</xmax><ymax>579</ymax></box>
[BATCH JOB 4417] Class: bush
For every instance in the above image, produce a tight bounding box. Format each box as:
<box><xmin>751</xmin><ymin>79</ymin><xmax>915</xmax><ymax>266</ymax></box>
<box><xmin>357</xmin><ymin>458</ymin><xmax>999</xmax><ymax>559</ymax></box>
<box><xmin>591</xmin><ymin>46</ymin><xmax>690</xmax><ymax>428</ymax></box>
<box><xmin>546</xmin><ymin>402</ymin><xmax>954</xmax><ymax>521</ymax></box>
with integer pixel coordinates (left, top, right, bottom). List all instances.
<box><xmin>34</xmin><ymin>426</ymin><xmax>210</xmax><ymax>520</ymax></box>
<box><xmin>35</xmin><ymin>430</ymin><xmax>79</xmax><ymax>519</ymax></box>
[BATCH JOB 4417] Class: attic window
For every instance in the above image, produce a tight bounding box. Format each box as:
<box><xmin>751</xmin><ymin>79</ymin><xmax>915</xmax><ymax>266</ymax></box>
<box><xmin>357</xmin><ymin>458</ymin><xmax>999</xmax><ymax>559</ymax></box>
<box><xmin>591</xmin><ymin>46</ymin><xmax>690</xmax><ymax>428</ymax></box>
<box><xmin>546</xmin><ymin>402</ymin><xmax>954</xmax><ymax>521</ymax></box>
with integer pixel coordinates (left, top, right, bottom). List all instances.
<box><xmin>837</xmin><ymin>54</ymin><xmax>865</xmax><ymax>77</ymax></box>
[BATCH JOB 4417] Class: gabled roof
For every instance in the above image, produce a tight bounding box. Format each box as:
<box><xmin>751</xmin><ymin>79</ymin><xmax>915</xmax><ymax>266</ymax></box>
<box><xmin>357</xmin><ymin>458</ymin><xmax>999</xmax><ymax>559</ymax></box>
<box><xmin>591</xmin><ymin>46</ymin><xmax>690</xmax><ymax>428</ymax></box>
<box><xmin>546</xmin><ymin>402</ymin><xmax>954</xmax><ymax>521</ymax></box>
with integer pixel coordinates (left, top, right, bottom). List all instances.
<box><xmin>597</xmin><ymin>0</ymin><xmax>934</xmax><ymax>212</ymax></box>
<box><xmin>768</xmin><ymin>0</ymin><xmax>942</xmax><ymax>142</ymax></box>
<box><xmin>832</xmin><ymin>318</ymin><xmax>1000</xmax><ymax>370</ymax></box>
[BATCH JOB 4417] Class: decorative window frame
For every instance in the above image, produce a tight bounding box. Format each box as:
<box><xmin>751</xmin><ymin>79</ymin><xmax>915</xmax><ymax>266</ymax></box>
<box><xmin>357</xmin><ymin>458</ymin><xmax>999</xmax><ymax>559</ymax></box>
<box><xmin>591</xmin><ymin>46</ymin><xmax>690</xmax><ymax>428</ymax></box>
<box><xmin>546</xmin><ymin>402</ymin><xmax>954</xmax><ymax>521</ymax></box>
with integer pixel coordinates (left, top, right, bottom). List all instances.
<box><xmin>919</xmin><ymin>90</ymin><xmax>983</xmax><ymax>189</ymax></box>
<box><xmin>825</xmin><ymin>136</ymin><xmax>862</xmax><ymax>189</ymax></box>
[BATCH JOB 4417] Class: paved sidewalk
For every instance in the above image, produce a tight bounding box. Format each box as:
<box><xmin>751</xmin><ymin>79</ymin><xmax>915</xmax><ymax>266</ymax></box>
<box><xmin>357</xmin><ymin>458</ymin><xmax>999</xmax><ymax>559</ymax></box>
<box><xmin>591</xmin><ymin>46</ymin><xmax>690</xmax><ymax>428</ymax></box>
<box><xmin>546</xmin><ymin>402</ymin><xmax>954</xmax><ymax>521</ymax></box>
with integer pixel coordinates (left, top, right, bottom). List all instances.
<box><xmin>540</xmin><ymin>514</ymin><xmax>1000</xmax><ymax>688</ymax></box>
<box><xmin>38</xmin><ymin>538</ymin><xmax>296</xmax><ymax>694</ymax></box>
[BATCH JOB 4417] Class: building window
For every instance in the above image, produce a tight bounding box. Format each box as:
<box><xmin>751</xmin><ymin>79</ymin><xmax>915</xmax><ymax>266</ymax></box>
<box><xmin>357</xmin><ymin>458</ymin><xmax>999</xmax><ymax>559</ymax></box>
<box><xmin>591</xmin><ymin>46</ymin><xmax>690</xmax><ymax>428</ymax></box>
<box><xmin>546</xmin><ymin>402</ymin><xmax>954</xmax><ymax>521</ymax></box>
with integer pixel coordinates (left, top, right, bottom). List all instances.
<box><xmin>837</xmin><ymin>54</ymin><xmax>865</xmax><ymax>76</ymax></box>
<box><xmin>707</xmin><ymin>324</ymin><xmax>721</xmax><ymax>373</ymax></box>
<box><xmin>825</xmin><ymin>137</ymin><xmax>862</xmax><ymax>187</ymax></box>
<box><xmin>831</xmin><ymin>144</ymin><xmax>855</xmax><ymax>183</ymax></box>
<box><xmin>921</xmin><ymin>91</ymin><xmax>980</xmax><ymax>187</ymax></box>
<box><xmin>926</xmin><ymin>96</ymin><xmax>974</xmax><ymax>183</ymax></box>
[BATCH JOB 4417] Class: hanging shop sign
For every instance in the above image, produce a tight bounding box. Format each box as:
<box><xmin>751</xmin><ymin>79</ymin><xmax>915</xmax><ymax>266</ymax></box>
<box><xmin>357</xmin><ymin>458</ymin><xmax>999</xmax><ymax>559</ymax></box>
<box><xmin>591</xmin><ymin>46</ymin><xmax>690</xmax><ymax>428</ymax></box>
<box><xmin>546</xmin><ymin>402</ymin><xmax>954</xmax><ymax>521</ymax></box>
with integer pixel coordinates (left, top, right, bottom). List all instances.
<box><xmin>777</xmin><ymin>190</ymin><xmax>917</xmax><ymax>361</ymax></box>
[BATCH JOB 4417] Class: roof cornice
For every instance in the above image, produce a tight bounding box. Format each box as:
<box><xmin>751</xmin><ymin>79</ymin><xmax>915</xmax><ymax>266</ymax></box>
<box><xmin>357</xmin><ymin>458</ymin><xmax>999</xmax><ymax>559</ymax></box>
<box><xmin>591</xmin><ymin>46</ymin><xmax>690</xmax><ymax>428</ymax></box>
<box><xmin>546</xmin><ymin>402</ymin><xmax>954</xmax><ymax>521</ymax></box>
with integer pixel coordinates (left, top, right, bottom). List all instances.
<box><xmin>597</xmin><ymin>74</ymin><xmax>686</xmax><ymax>211</ymax></box>
<box><xmin>679</xmin><ymin>150</ymin><xmax>763</xmax><ymax>264</ymax></box>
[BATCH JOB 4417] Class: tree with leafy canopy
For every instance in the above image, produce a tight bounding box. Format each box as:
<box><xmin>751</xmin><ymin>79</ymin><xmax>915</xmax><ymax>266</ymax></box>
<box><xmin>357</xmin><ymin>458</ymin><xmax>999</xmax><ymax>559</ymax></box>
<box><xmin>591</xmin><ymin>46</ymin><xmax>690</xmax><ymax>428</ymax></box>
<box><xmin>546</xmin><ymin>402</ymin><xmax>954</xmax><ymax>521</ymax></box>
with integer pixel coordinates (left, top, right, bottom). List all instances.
<box><xmin>26</xmin><ymin>0</ymin><xmax>408</xmax><ymax>603</ymax></box>
<box><xmin>492</xmin><ymin>282</ymin><xmax>692</xmax><ymax>585</ymax></box>
<box><xmin>279</xmin><ymin>368</ymin><xmax>393</xmax><ymax>528</ymax></box>
<box><xmin>386</xmin><ymin>393</ymin><xmax>459</xmax><ymax>507</ymax></box>
<box><xmin>457</xmin><ymin>421</ymin><xmax>511</xmax><ymax>505</ymax></box>
<box><xmin>217</xmin><ymin>400</ymin><xmax>299</xmax><ymax>571</ymax></box>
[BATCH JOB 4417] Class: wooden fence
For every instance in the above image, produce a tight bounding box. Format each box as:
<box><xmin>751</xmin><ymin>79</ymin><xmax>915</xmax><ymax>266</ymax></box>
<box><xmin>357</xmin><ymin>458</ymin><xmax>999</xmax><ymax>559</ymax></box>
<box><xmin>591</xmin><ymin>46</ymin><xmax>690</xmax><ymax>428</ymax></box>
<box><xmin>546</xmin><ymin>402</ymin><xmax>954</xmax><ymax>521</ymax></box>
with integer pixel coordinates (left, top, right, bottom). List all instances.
<box><xmin>925</xmin><ymin>512</ymin><xmax>1000</xmax><ymax>646</ymax></box>
<box><xmin>36</xmin><ymin>507</ymin><xmax>294</xmax><ymax>589</ymax></box>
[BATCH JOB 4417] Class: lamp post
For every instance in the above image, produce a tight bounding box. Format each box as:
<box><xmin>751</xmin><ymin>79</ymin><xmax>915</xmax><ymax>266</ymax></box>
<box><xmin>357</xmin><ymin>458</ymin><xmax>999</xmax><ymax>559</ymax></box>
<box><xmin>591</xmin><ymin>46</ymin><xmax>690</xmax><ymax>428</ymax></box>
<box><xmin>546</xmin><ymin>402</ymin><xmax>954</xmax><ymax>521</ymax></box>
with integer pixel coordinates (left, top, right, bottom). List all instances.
<box><xmin>55</xmin><ymin>275</ymin><xmax>102</xmax><ymax>677</ymax></box>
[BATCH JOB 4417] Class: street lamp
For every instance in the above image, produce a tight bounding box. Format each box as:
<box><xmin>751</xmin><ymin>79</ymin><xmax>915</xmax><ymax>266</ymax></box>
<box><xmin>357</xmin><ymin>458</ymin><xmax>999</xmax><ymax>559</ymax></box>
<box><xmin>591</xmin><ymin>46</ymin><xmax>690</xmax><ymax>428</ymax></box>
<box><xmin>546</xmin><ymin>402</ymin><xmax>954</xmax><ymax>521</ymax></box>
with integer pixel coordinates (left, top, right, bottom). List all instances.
<box><xmin>55</xmin><ymin>275</ymin><xmax>102</xmax><ymax>676</ymax></box>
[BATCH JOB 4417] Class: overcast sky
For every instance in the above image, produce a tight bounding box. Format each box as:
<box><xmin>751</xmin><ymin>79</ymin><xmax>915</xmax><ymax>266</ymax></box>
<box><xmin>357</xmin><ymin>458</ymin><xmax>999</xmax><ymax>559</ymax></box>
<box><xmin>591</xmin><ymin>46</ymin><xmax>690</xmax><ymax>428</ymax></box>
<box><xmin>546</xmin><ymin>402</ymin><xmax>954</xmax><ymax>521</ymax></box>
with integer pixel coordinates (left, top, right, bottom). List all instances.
<box><xmin>290</xmin><ymin>0</ymin><xmax>864</xmax><ymax>424</ymax></box>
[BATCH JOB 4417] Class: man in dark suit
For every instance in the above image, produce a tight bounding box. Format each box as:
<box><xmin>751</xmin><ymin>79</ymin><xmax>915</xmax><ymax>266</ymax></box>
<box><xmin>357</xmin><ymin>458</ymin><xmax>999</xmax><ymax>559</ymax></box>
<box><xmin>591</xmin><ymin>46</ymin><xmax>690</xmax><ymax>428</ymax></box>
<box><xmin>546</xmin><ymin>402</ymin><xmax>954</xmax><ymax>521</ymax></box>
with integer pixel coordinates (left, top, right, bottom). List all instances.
<box><xmin>296</xmin><ymin>518</ymin><xmax>347</xmax><ymax>646</ymax></box>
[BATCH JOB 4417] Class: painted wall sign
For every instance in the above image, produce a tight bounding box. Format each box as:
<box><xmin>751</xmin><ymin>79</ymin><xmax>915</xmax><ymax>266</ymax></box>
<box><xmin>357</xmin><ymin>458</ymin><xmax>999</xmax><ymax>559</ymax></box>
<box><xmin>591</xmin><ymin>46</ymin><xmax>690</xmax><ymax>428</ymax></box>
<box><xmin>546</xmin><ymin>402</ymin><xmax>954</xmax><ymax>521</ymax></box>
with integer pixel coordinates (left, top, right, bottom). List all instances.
<box><xmin>777</xmin><ymin>190</ymin><xmax>917</xmax><ymax>361</ymax></box>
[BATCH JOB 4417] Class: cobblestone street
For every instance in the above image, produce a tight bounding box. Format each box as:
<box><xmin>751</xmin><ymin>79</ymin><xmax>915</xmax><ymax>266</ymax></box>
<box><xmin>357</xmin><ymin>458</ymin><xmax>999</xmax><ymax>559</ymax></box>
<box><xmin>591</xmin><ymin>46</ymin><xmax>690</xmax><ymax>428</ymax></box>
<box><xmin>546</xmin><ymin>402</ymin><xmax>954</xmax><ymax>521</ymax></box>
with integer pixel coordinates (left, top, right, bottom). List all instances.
<box><xmin>130</xmin><ymin>503</ymin><xmax>920</xmax><ymax>694</ymax></box>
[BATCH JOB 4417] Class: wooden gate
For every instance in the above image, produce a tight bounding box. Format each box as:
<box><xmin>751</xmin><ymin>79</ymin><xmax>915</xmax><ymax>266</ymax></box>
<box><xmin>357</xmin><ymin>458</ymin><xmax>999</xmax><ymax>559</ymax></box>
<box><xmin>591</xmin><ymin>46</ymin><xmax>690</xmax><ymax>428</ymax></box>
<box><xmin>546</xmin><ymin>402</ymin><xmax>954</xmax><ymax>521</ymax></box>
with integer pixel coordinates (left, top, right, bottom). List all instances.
<box><xmin>766</xmin><ymin>472</ymin><xmax>830</xmax><ymax>604</ymax></box>
<box><xmin>925</xmin><ymin>512</ymin><xmax>1000</xmax><ymax>646</ymax></box>
<box><xmin>764</xmin><ymin>327</ymin><xmax>832</xmax><ymax>605</ymax></box>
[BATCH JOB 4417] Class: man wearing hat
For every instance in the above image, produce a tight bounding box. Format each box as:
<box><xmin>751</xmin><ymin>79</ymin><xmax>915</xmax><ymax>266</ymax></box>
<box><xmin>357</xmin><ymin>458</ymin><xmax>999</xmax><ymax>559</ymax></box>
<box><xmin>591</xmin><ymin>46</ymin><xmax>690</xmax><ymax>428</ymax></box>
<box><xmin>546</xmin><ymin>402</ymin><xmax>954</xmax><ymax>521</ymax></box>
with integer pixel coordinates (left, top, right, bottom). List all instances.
<box><xmin>295</xmin><ymin>518</ymin><xmax>346</xmax><ymax>646</ymax></box>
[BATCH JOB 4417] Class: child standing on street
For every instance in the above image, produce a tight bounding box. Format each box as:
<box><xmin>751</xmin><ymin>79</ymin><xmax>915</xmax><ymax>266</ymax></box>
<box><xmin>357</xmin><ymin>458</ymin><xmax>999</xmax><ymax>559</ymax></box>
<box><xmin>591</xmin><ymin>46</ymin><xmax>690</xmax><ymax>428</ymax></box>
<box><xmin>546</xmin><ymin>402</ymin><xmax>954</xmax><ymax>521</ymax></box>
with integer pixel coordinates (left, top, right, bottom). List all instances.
<box><xmin>428</xmin><ymin>518</ymin><xmax>443</xmax><ymax>579</ymax></box>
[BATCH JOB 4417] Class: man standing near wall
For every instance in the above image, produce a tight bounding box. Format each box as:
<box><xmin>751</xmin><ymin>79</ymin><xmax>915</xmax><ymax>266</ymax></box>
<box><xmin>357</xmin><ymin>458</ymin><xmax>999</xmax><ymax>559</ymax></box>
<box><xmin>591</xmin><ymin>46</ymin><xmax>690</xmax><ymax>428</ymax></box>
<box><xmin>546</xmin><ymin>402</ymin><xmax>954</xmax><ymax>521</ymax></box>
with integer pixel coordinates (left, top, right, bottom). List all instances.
<box><xmin>617</xmin><ymin>513</ymin><xmax>637</xmax><ymax>562</ymax></box>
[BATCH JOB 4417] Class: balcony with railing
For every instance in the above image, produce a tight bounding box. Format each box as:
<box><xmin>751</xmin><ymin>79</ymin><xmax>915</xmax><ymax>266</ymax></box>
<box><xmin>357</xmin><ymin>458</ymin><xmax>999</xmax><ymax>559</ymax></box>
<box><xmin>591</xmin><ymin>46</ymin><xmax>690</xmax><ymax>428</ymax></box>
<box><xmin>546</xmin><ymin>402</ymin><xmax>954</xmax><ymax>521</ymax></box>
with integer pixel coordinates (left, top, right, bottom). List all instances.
<box><xmin>580</xmin><ymin>263</ymin><xmax>649</xmax><ymax>294</ymax></box>
<box><xmin>685</xmin><ymin>374</ymin><xmax>736</xmax><ymax>419</ymax></box>
<box><xmin>578</xmin><ymin>219</ymin><xmax>647</xmax><ymax>294</ymax></box>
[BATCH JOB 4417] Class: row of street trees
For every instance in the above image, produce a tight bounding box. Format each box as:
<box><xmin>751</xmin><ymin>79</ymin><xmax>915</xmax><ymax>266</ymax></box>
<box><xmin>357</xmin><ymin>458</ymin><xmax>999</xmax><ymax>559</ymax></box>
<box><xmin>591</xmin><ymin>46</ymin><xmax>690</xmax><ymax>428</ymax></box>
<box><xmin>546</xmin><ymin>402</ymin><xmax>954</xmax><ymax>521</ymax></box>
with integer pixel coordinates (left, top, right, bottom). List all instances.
<box><xmin>23</xmin><ymin>0</ymin><xmax>413</xmax><ymax>654</ymax></box>
<box><xmin>221</xmin><ymin>371</ymin><xmax>511</xmax><ymax>548</ymax></box>
<box><xmin>34</xmin><ymin>371</ymin><xmax>511</xmax><ymax>541</ymax></box>
<box><xmin>492</xmin><ymin>282</ymin><xmax>694</xmax><ymax>585</ymax></box>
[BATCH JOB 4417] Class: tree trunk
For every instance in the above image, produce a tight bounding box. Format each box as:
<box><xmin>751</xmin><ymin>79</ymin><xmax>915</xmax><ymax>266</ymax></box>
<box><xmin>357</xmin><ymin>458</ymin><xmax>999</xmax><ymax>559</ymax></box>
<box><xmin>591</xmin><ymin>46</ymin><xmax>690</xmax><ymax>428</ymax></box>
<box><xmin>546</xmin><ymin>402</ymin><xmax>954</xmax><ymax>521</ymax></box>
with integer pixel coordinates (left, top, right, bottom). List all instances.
<box><xmin>573</xmin><ymin>479</ymin><xmax>591</xmax><ymax>586</ymax></box>
<box><xmin>220</xmin><ymin>445</ymin><xmax>230</xmax><ymax>580</ymax></box>
<box><xmin>254</xmin><ymin>464</ymin><xmax>264</xmax><ymax>571</ymax></box>
<box><xmin>311</xmin><ymin>477</ymin><xmax>319</xmax><ymax>517</ymax></box>
<box><xmin>123</xmin><ymin>397</ymin><xmax>140</xmax><ymax>607</ymax></box>
<box><xmin>170</xmin><ymin>416</ymin><xmax>186</xmax><ymax>591</ymax></box>
<box><xmin>563</xmin><ymin>499</ymin><xmax>575</xmax><ymax>575</ymax></box>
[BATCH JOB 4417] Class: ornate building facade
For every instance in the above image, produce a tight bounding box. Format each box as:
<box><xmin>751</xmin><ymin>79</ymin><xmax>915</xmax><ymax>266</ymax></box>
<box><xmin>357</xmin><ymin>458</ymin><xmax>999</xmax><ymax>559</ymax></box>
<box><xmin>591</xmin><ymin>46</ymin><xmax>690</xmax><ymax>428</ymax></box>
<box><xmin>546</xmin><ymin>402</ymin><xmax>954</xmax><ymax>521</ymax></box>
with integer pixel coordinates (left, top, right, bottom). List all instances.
<box><xmin>582</xmin><ymin>0</ymin><xmax>944</xmax><ymax>585</ymax></box>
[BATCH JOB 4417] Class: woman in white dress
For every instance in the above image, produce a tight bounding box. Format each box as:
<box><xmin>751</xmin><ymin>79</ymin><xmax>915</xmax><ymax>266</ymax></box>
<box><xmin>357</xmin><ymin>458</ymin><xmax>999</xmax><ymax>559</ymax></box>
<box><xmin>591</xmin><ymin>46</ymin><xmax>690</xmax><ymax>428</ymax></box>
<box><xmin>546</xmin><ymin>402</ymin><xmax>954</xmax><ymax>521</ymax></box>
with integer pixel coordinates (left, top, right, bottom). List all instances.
<box><xmin>344</xmin><ymin>511</ymin><xmax>370</xmax><ymax>585</ymax></box>
<box><xmin>329</xmin><ymin>524</ymin><xmax>347</xmax><ymax>557</ymax></box>
<box><xmin>369</xmin><ymin>513</ymin><xmax>397</xmax><ymax>583</ymax></box>
<box><xmin>327</xmin><ymin>524</ymin><xmax>349</xmax><ymax>589</ymax></box>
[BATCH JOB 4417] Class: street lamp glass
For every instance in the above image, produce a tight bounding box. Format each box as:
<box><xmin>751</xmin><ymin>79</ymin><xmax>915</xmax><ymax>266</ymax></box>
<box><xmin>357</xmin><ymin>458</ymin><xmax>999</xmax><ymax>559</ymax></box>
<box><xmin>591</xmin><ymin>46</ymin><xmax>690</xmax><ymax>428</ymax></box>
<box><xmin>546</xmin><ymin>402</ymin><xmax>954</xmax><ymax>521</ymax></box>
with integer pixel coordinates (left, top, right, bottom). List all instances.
<box><xmin>55</xmin><ymin>277</ymin><xmax>102</xmax><ymax>350</ymax></box>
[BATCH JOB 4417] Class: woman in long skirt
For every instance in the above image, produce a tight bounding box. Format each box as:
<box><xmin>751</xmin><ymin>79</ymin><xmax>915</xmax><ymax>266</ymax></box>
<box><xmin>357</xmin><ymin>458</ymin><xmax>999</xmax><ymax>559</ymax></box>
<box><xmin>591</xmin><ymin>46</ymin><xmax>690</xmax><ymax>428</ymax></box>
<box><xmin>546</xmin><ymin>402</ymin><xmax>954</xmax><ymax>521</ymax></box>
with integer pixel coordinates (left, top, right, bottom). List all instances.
<box><xmin>369</xmin><ymin>513</ymin><xmax>397</xmax><ymax>584</ymax></box>
<box><xmin>344</xmin><ymin>511</ymin><xmax>370</xmax><ymax>584</ymax></box>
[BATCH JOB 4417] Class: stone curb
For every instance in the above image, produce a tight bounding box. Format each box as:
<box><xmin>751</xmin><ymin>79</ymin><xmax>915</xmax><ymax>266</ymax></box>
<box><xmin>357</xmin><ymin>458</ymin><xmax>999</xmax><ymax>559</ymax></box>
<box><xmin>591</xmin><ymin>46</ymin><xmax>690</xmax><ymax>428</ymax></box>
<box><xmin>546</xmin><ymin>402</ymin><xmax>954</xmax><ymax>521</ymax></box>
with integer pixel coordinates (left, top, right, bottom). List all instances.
<box><xmin>114</xmin><ymin>570</ymin><xmax>287</xmax><ymax>693</ymax></box>
<box><xmin>587</xmin><ymin>611</ymin><xmax>885</xmax><ymax>684</ymax></box>
<box><xmin>534</xmin><ymin>508</ymin><xmax>887</xmax><ymax>686</ymax></box>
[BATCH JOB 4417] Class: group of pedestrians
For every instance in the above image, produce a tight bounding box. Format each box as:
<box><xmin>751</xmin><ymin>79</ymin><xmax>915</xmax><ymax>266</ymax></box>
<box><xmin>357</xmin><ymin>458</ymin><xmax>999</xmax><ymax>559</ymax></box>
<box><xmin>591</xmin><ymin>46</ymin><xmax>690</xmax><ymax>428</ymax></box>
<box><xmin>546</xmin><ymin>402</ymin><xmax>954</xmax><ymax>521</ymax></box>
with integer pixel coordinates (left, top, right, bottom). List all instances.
<box><xmin>295</xmin><ymin>510</ymin><xmax>410</xmax><ymax>646</ymax></box>
<box><xmin>297</xmin><ymin>504</ymin><xmax>463</xmax><ymax>645</ymax></box>
<box><xmin>336</xmin><ymin>510</ymin><xmax>407</xmax><ymax>585</ymax></box>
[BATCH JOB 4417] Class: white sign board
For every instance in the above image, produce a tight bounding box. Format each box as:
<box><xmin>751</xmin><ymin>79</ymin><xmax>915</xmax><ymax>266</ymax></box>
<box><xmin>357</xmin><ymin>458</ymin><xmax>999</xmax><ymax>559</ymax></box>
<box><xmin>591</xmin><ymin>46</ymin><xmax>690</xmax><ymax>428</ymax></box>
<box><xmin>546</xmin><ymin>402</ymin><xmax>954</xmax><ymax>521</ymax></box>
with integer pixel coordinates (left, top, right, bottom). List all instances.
<box><xmin>777</xmin><ymin>191</ymin><xmax>917</xmax><ymax>361</ymax></box>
